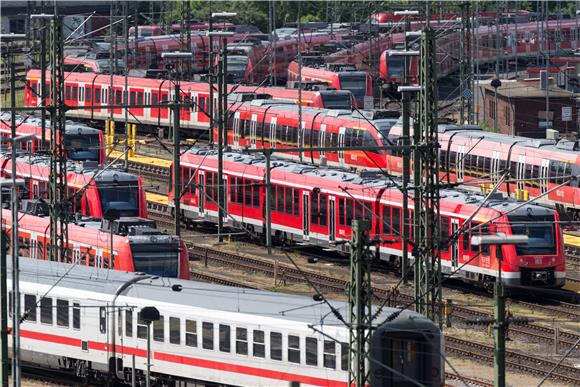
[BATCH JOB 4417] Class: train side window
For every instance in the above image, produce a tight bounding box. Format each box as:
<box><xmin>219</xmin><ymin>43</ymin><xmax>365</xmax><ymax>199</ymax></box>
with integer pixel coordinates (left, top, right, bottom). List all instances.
<box><xmin>469</xmin><ymin>223</ymin><xmax>479</xmax><ymax>253</ymax></box>
<box><xmin>170</xmin><ymin>317</ymin><xmax>180</xmax><ymax>344</ymax></box>
<box><xmin>306</xmin><ymin>337</ymin><xmax>318</xmax><ymax>366</ymax></box>
<box><xmin>99</xmin><ymin>307</ymin><xmax>106</xmax><ymax>334</ymax></box>
<box><xmin>293</xmin><ymin>189</ymin><xmax>299</xmax><ymax>216</ymax></box>
<box><xmin>24</xmin><ymin>294</ymin><xmax>36</xmax><ymax>322</ymax></box>
<box><xmin>392</xmin><ymin>207</ymin><xmax>401</xmax><ymax>236</ymax></box>
<box><xmin>65</xmin><ymin>85</ymin><xmax>71</xmax><ymax>100</ymax></box>
<box><xmin>219</xmin><ymin>324</ymin><xmax>231</xmax><ymax>353</ymax></box>
<box><xmin>85</xmin><ymin>87</ymin><xmax>91</xmax><ymax>103</ymax></box>
<box><xmin>153</xmin><ymin>315</ymin><xmax>164</xmax><ymax>342</ymax></box>
<box><xmin>236</xmin><ymin>327</ymin><xmax>248</xmax><ymax>355</ymax></box>
<box><xmin>440</xmin><ymin>217</ymin><xmax>450</xmax><ymax>252</ymax></box>
<box><xmin>253</xmin><ymin>330</ymin><xmax>265</xmax><ymax>358</ymax></box>
<box><xmin>270</xmin><ymin>332</ymin><xmax>282</xmax><ymax>361</ymax></box>
<box><xmin>288</xmin><ymin>335</ymin><xmax>300</xmax><ymax>364</ymax></box>
<box><xmin>125</xmin><ymin>309</ymin><xmax>133</xmax><ymax>337</ymax></box>
<box><xmin>57</xmin><ymin>299</ymin><xmax>69</xmax><ymax>328</ymax></box>
<box><xmin>244</xmin><ymin>179</ymin><xmax>252</xmax><ymax>206</ymax></box>
<box><xmin>338</xmin><ymin>198</ymin><xmax>345</xmax><ymax>226</ymax></box>
<box><xmin>73</xmin><ymin>302</ymin><xmax>80</xmax><ymax>330</ymax></box>
<box><xmin>72</xmin><ymin>86</ymin><xmax>78</xmax><ymax>101</ymax></box>
<box><xmin>186</xmin><ymin>320</ymin><xmax>197</xmax><ymax>347</ymax></box>
<box><xmin>341</xmin><ymin>343</ymin><xmax>349</xmax><ymax>371</ymax></box>
<box><xmin>345</xmin><ymin>199</ymin><xmax>353</xmax><ymax>227</ymax></box>
<box><xmin>202</xmin><ymin>322</ymin><xmax>214</xmax><ymax>350</ymax></box>
<box><xmin>40</xmin><ymin>297</ymin><xmax>53</xmax><ymax>325</ymax></box>
<box><xmin>463</xmin><ymin>222</ymin><xmax>471</xmax><ymax>252</ymax></box>
<box><xmin>382</xmin><ymin>205</ymin><xmax>391</xmax><ymax>234</ymax></box>
<box><xmin>95</xmin><ymin>89</ymin><xmax>100</xmax><ymax>104</ymax></box>
<box><xmin>237</xmin><ymin>177</ymin><xmax>244</xmax><ymax>204</ymax></box>
<box><xmin>252</xmin><ymin>180</ymin><xmax>260</xmax><ymax>207</ymax></box>
<box><xmin>130</xmin><ymin>91</ymin><xmax>136</xmax><ymax>105</ymax></box>
<box><xmin>284</xmin><ymin>187</ymin><xmax>292</xmax><ymax>215</ymax></box>
<box><xmin>137</xmin><ymin>92</ymin><xmax>143</xmax><ymax>105</ymax></box>
<box><xmin>323</xmin><ymin>340</ymin><xmax>336</xmax><ymax>369</ymax></box>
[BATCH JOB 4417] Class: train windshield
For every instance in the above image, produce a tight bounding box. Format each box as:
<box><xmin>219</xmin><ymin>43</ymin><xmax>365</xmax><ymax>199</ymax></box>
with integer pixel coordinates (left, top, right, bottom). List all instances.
<box><xmin>320</xmin><ymin>92</ymin><xmax>352</xmax><ymax>110</ymax></box>
<box><xmin>227</xmin><ymin>56</ymin><xmax>248</xmax><ymax>71</ymax></box>
<box><xmin>372</xmin><ymin>119</ymin><xmax>399</xmax><ymax>139</ymax></box>
<box><xmin>387</xmin><ymin>56</ymin><xmax>405</xmax><ymax>77</ymax></box>
<box><xmin>508</xmin><ymin>214</ymin><xmax>556</xmax><ymax>255</ymax></box>
<box><xmin>130</xmin><ymin>239</ymin><xmax>179</xmax><ymax>277</ymax></box>
<box><xmin>97</xmin><ymin>180</ymin><xmax>140</xmax><ymax>217</ymax></box>
<box><xmin>338</xmin><ymin>73</ymin><xmax>367</xmax><ymax>101</ymax></box>
<box><xmin>65</xmin><ymin>133</ymin><xmax>101</xmax><ymax>162</ymax></box>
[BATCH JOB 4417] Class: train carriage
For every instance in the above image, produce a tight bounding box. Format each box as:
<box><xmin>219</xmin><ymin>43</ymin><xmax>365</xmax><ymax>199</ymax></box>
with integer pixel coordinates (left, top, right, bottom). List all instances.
<box><xmin>1</xmin><ymin>208</ymin><xmax>189</xmax><ymax>279</ymax></box>
<box><xmin>0</xmin><ymin>114</ymin><xmax>105</xmax><ymax>164</ymax></box>
<box><xmin>10</xmin><ymin>257</ymin><xmax>443</xmax><ymax>386</ymax></box>
<box><xmin>170</xmin><ymin>147</ymin><xmax>565</xmax><ymax>289</ymax></box>
<box><xmin>0</xmin><ymin>153</ymin><xmax>148</xmax><ymax>219</ymax></box>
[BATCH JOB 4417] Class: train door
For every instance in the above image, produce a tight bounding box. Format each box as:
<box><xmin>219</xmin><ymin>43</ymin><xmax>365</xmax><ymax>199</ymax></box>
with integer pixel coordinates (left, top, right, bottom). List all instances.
<box><xmin>250</xmin><ymin>114</ymin><xmax>258</xmax><ymax>149</ymax></box>
<box><xmin>491</xmin><ymin>151</ymin><xmax>500</xmax><ymax>184</ymax></box>
<box><xmin>319</xmin><ymin>124</ymin><xmax>327</xmax><ymax>160</ymax></box>
<box><xmin>338</xmin><ymin>127</ymin><xmax>346</xmax><ymax>167</ymax></box>
<box><xmin>180</xmin><ymin>90</ymin><xmax>191</xmax><ymax>122</ymax></box>
<box><xmin>302</xmin><ymin>191</ymin><xmax>310</xmax><ymax>240</ymax></box>
<box><xmin>540</xmin><ymin>159</ymin><xmax>550</xmax><ymax>195</ymax></box>
<box><xmin>451</xmin><ymin>219</ymin><xmax>459</xmax><ymax>269</ymax></box>
<box><xmin>298</xmin><ymin>121</ymin><xmax>305</xmax><ymax>162</ymax></box>
<box><xmin>516</xmin><ymin>155</ymin><xmax>526</xmax><ymax>192</ymax></box>
<box><xmin>328</xmin><ymin>196</ymin><xmax>336</xmax><ymax>242</ymax></box>
<box><xmin>233</xmin><ymin>112</ymin><xmax>241</xmax><ymax>147</ymax></box>
<box><xmin>222</xmin><ymin>175</ymin><xmax>228</xmax><ymax>223</ymax></box>
<box><xmin>198</xmin><ymin>171</ymin><xmax>205</xmax><ymax>217</ymax></box>
<box><xmin>456</xmin><ymin>145</ymin><xmax>465</xmax><ymax>182</ymax></box>
<box><xmin>269</xmin><ymin>117</ymin><xmax>277</xmax><ymax>149</ymax></box>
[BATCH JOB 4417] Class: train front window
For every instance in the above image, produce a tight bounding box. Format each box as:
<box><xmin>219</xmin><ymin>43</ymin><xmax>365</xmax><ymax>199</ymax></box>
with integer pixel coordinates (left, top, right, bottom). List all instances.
<box><xmin>227</xmin><ymin>56</ymin><xmax>248</xmax><ymax>72</ymax></box>
<box><xmin>130</xmin><ymin>238</ymin><xmax>179</xmax><ymax>278</ymax></box>
<box><xmin>320</xmin><ymin>92</ymin><xmax>352</xmax><ymax>110</ymax></box>
<box><xmin>338</xmin><ymin>73</ymin><xmax>367</xmax><ymax>101</ymax></box>
<box><xmin>97</xmin><ymin>180</ymin><xmax>140</xmax><ymax>217</ymax></box>
<box><xmin>508</xmin><ymin>215</ymin><xmax>556</xmax><ymax>255</ymax></box>
<box><xmin>387</xmin><ymin>56</ymin><xmax>405</xmax><ymax>77</ymax></box>
<box><xmin>66</xmin><ymin>133</ymin><xmax>101</xmax><ymax>162</ymax></box>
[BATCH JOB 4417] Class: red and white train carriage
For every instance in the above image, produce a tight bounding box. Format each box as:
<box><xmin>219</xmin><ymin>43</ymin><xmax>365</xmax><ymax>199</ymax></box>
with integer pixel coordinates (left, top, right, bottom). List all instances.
<box><xmin>0</xmin><ymin>153</ymin><xmax>148</xmax><ymax>219</ymax></box>
<box><xmin>24</xmin><ymin>70</ymin><xmax>354</xmax><ymax>132</ymax></box>
<box><xmin>1</xmin><ymin>209</ymin><xmax>189</xmax><ymax>279</ymax></box>
<box><xmin>170</xmin><ymin>148</ymin><xmax>565</xmax><ymax>288</ymax></box>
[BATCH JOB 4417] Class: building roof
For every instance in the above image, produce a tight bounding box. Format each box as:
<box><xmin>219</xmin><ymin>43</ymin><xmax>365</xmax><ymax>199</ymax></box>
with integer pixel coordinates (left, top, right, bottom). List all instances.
<box><xmin>481</xmin><ymin>81</ymin><xmax>575</xmax><ymax>99</ymax></box>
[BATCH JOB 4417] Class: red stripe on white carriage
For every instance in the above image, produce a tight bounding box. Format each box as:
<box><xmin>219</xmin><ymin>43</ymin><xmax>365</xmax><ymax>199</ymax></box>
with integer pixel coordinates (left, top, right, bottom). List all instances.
<box><xmin>18</xmin><ymin>329</ymin><xmax>348</xmax><ymax>387</ymax></box>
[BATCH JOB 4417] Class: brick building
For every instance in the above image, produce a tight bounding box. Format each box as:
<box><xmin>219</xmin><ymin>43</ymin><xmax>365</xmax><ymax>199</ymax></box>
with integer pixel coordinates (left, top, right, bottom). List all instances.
<box><xmin>479</xmin><ymin>81</ymin><xmax>578</xmax><ymax>139</ymax></box>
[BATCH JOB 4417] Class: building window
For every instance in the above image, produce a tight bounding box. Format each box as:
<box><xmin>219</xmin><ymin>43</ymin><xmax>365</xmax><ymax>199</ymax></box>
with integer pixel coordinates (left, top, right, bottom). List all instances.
<box><xmin>505</xmin><ymin>106</ymin><xmax>510</xmax><ymax>127</ymax></box>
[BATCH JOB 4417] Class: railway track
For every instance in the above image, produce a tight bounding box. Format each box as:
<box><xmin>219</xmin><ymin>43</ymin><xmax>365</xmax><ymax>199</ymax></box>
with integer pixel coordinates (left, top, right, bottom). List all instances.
<box><xmin>185</xmin><ymin>261</ymin><xmax>580</xmax><ymax>386</ymax></box>
<box><xmin>444</xmin><ymin>373</ymin><xmax>493</xmax><ymax>387</ymax></box>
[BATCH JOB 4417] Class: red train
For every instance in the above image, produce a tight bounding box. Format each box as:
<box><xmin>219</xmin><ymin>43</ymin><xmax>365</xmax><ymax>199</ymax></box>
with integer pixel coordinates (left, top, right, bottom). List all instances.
<box><xmin>1</xmin><ymin>207</ymin><xmax>189</xmax><ymax>279</ymax></box>
<box><xmin>214</xmin><ymin>97</ymin><xmax>579</xmax><ymax>218</ymax></box>
<box><xmin>24</xmin><ymin>70</ymin><xmax>354</xmax><ymax>131</ymax></box>
<box><xmin>216</xmin><ymin>99</ymin><xmax>388</xmax><ymax>170</ymax></box>
<box><xmin>380</xmin><ymin>19</ymin><xmax>580</xmax><ymax>91</ymax></box>
<box><xmin>0</xmin><ymin>153</ymin><xmax>148</xmax><ymax>219</ymax></box>
<box><xmin>287</xmin><ymin>61</ymin><xmax>372</xmax><ymax>108</ymax></box>
<box><xmin>226</xmin><ymin>32</ymin><xmax>347</xmax><ymax>84</ymax></box>
<box><xmin>387</xmin><ymin>122</ymin><xmax>580</xmax><ymax>219</ymax></box>
<box><xmin>0</xmin><ymin>113</ymin><xmax>105</xmax><ymax>164</ymax></box>
<box><xmin>170</xmin><ymin>147</ymin><xmax>565</xmax><ymax>288</ymax></box>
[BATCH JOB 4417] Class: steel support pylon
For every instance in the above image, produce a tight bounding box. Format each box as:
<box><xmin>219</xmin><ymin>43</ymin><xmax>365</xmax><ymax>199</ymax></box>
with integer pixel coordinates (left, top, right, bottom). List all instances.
<box><xmin>49</xmin><ymin>6</ymin><xmax>69</xmax><ymax>263</ymax></box>
<box><xmin>459</xmin><ymin>2</ymin><xmax>473</xmax><ymax>124</ymax></box>
<box><xmin>348</xmin><ymin>220</ymin><xmax>372</xmax><ymax>387</ymax></box>
<box><xmin>413</xmin><ymin>28</ymin><xmax>442</xmax><ymax>326</ymax></box>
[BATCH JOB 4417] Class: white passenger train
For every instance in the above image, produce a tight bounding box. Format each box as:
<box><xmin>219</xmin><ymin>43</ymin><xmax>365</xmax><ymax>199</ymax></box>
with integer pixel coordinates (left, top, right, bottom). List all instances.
<box><xmin>9</xmin><ymin>258</ymin><xmax>442</xmax><ymax>386</ymax></box>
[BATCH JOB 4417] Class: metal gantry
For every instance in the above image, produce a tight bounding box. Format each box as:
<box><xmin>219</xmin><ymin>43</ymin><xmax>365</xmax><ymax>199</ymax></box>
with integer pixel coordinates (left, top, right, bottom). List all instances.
<box><xmin>48</xmin><ymin>7</ymin><xmax>69</xmax><ymax>265</ymax></box>
<box><xmin>459</xmin><ymin>2</ymin><xmax>473</xmax><ymax>124</ymax></box>
<box><xmin>413</xmin><ymin>26</ymin><xmax>442</xmax><ymax>326</ymax></box>
<box><xmin>348</xmin><ymin>220</ymin><xmax>372</xmax><ymax>387</ymax></box>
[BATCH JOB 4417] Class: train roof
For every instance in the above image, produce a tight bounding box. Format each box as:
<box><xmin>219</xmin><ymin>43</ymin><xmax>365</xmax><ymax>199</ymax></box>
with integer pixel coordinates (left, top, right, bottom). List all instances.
<box><xmin>13</xmin><ymin>256</ymin><xmax>430</xmax><ymax>328</ymax></box>
<box><xmin>0</xmin><ymin>114</ymin><xmax>101</xmax><ymax>136</ymax></box>
<box><xmin>183</xmin><ymin>147</ymin><xmax>554</xmax><ymax>217</ymax></box>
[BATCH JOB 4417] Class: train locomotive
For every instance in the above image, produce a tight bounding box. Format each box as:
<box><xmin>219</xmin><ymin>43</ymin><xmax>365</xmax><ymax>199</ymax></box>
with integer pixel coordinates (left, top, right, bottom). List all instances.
<box><xmin>1</xmin><ymin>205</ymin><xmax>189</xmax><ymax>279</ymax></box>
<box><xmin>0</xmin><ymin>113</ymin><xmax>105</xmax><ymax>164</ymax></box>
<box><xmin>170</xmin><ymin>147</ymin><xmax>565</xmax><ymax>288</ymax></box>
<box><xmin>10</xmin><ymin>257</ymin><xmax>443</xmax><ymax>386</ymax></box>
<box><xmin>0</xmin><ymin>153</ymin><xmax>148</xmax><ymax>219</ymax></box>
